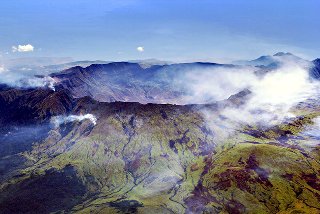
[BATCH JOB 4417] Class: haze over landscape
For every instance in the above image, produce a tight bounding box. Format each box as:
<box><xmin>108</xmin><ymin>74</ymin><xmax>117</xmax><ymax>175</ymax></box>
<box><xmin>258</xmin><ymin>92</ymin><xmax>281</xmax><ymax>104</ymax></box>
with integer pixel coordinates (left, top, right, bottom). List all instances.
<box><xmin>0</xmin><ymin>1</ymin><xmax>320</xmax><ymax>214</ymax></box>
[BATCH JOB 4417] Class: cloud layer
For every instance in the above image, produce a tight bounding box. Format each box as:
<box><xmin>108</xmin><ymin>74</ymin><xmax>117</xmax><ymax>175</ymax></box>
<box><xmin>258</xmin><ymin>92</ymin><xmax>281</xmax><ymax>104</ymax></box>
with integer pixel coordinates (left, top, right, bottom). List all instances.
<box><xmin>181</xmin><ymin>60</ymin><xmax>319</xmax><ymax>134</ymax></box>
<box><xmin>0</xmin><ymin>66</ymin><xmax>57</xmax><ymax>90</ymax></box>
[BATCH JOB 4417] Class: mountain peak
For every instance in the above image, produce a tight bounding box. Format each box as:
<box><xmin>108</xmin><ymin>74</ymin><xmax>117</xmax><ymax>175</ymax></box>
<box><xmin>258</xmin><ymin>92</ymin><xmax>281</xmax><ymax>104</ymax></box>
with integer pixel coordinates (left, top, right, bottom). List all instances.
<box><xmin>313</xmin><ymin>58</ymin><xmax>320</xmax><ymax>65</ymax></box>
<box><xmin>273</xmin><ymin>52</ymin><xmax>293</xmax><ymax>57</ymax></box>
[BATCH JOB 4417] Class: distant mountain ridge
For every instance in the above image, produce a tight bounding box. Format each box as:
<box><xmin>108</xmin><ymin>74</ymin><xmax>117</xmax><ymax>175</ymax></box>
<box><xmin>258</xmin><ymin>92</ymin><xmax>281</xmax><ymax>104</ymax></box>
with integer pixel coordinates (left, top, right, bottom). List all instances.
<box><xmin>233</xmin><ymin>52</ymin><xmax>307</xmax><ymax>67</ymax></box>
<box><xmin>47</xmin><ymin>53</ymin><xmax>319</xmax><ymax>105</ymax></box>
<box><xmin>50</xmin><ymin>61</ymin><xmax>232</xmax><ymax>104</ymax></box>
<box><xmin>1</xmin><ymin>52</ymin><xmax>319</xmax><ymax>106</ymax></box>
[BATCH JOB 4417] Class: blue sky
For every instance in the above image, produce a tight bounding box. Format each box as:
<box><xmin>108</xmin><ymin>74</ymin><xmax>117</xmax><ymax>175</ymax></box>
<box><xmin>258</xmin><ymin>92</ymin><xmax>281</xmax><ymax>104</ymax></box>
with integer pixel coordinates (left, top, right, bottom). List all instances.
<box><xmin>0</xmin><ymin>0</ymin><xmax>319</xmax><ymax>62</ymax></box>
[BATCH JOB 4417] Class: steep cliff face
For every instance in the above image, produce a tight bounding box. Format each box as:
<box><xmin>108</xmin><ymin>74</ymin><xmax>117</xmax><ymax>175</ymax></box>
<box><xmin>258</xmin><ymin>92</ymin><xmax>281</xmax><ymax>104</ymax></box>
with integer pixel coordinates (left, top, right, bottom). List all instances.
<box><xmin>0</xmin><ymin>86</ymin><xmax>319</xmax><ymax>214</ymax></box>
<box><xmin>0</xmin><ymin>88</ymin><xmax>74</xmax><ymax>126</ymax></box>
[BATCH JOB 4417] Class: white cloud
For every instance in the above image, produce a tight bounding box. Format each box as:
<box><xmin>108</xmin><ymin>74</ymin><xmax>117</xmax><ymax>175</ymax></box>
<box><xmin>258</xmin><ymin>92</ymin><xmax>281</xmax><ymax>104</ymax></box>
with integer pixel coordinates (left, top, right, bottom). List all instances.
<box><xmin>12</xmin><ymin>44</ymin><xmax>34</xmax><ymax>52</ymax></box>
<box><xmin>182</xmin><ymin>60</ymin><xmax>319</xmax><ymax>128</ymax></box>
<box><xmin>0</xmin><ymin>68</ymin><xmax>57</xmax><ymax>91</ymax></box>
<box><xmin>180</xmin><ymin>66</ymin><xmax>255</xmax><ymax>103</ymax></box>
<box><xmin>0</xmin><ymin>65</ymin><xmax>5</xmax><ymax>74</ymax></box>
<box><xmin>19</xmin><ymin>76</ymin><xmax>57</xmax><ymax>91</ymax></box>
<box><xmin>225</xmin><ymin>61</ymin><xmax>319</xmax><ymax>126</ymax></box>
<box><xmin>51</xmin><ymin>114</ymin><xmax>97</xmax><ymax>128</ymax></box>
<box><xmin>137</xmin><ymin>46</ymin><xmax>144</xmax><ymax>52</ymax></box>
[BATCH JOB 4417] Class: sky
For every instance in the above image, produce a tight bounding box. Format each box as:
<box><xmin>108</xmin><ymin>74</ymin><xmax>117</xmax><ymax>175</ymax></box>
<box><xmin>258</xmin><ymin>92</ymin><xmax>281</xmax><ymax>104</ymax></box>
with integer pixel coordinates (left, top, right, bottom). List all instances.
<box><xmin>0</xmin><ymin>0</ymin><xmax>319</xmax><ymax>63</ymax></box>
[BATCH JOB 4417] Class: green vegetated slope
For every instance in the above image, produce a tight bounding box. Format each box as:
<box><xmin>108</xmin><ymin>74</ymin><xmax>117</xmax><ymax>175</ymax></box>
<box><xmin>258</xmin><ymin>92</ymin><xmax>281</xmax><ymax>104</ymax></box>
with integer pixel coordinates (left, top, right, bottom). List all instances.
<box><xmin>0</xmin><ymin>99</ymin><xmax>319</xmax><ymax>214</ymax></box>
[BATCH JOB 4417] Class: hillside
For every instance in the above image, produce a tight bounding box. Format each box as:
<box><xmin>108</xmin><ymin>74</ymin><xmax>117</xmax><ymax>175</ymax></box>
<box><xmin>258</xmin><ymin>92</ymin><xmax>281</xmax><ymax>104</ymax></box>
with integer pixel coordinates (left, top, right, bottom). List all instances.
<box><xmin>0</xmin><ymin>85</ymin><xmax>319</xmax><ymax>213</ymax></box>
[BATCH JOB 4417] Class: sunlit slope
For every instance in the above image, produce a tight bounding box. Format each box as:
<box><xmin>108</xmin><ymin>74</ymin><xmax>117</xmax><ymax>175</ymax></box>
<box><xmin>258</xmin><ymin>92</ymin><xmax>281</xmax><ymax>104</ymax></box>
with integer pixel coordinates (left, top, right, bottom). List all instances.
<box><xmin>0</xmin><ymin>91</ymin><xmax>319</xmax><ymax>213</ymax></box>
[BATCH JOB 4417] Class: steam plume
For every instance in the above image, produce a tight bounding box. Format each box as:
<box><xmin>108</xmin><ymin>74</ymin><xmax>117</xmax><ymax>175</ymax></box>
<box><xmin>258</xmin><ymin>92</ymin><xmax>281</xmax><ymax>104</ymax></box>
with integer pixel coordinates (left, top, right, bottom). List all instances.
<box><xmin>51</xmin><ymin>114</ymin><xmax>97</xmax><ymax>127</ymax></box>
